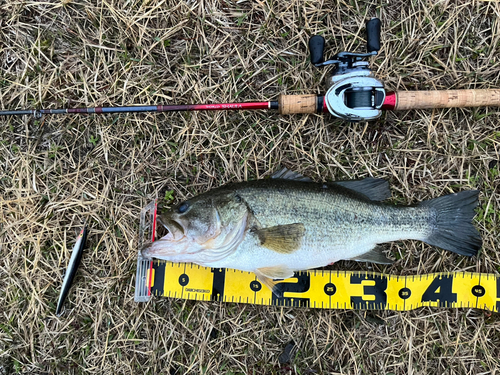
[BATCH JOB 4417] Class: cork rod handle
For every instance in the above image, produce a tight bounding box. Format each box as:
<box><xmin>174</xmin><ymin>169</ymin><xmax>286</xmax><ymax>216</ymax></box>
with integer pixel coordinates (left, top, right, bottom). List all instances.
<box><xmin>278</xmin><ymin>94</ymin><xmax>318</xmax><ymax>114</ymax></box>
<box><xmin>395</xmin><ymin>89</ymin><xmax>500</xmax><ymax>110</ymax></box>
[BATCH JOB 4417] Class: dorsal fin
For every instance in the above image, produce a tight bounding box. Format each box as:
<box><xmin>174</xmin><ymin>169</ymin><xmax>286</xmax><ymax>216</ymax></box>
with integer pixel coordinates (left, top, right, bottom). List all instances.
<box><xmin>331</xmin><ymin>177</ymin><xmax>391</xmax><ymax>201</ymax></box>
<box><xmin>271</xmin><ymin>168</ymin><xmax>390</xmax><ymax>201</ymax></box>
<box><xmin>271</xmin><ymin>167</ymin><xmax>312</xmax><ymax>182</ymax></box>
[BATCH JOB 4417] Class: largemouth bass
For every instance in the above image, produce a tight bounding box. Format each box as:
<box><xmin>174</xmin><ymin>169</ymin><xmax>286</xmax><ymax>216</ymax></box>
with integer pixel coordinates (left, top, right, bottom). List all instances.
<box><xmin>141</xmin><ymin>169</ymin><xmax>482</xmax><ymax>294</ymax></box>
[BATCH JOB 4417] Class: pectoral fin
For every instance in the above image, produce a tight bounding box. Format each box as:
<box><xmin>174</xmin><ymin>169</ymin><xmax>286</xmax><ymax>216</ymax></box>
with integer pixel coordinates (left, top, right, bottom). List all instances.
<box><xmin>255</xmin><ymin>266</ymin><xmax>296</xmax><ymax>297</ymax></box>
<box><xmin>350</xmin><ymin>246</ymin><xmax>394</xmax><ymax>264</ymax></box>
<box><xmin>254</xmin><ymin>224</ymin><xmax>305</xmax><ymax>253</ymax></box>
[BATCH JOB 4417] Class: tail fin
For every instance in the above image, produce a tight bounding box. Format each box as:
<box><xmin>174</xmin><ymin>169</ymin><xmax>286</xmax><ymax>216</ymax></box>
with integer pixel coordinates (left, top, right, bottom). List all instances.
<box><xmin>420</xmin><ymin>190</ymin><xmax>482</xmax><ymax>256</ymax></box>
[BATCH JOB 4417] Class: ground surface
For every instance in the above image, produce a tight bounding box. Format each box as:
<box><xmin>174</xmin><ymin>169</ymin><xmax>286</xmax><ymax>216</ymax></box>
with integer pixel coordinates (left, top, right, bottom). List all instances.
<box><xmin>1</xmin><ymin>0</ymin><xmax>500</xmax><ymax>374</ymax></box>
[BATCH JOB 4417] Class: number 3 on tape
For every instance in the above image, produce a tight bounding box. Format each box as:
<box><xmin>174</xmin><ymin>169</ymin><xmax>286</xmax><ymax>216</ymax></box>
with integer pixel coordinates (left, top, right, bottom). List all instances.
<box><xmin>350</xmin><ymin>274</ymin><xmax>388</xmax><ymax>309</ymax></box>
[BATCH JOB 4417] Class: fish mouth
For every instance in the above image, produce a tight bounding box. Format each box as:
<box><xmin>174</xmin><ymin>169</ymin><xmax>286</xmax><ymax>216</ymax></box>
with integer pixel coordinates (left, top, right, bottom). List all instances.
<box><xmin>158</xmin><ymin>217</ymin><xmax>185</xmax><ymax>241</ymax></box>
<box><xmin>140</xmin><ymin>218</ymin><xmax>190</xmax><ymax>259</ymax></box>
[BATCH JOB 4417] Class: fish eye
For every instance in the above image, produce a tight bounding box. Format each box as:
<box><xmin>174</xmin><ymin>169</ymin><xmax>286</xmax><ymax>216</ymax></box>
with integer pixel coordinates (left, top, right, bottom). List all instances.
<box><xmin>177</xmin><ymin>201</ymin><xmax>190</xmax><ymax>214</ymax></box>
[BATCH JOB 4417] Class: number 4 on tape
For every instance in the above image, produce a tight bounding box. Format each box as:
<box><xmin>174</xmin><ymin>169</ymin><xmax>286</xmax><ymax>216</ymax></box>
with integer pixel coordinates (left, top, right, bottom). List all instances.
<box><xmin>135</xmin><ymin>260</ymin><xmax>500</xmax><ymax>312</ymax></box>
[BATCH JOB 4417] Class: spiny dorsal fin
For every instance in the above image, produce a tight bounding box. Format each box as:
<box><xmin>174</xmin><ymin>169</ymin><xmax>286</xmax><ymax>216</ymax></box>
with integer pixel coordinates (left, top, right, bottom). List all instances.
<box><xmin>350</xmin><ymin>246</ymin><xmax>394</xmax><ymax>264</ymax></box>
<box><xmin>254</xmin><ymin>223</ymin><xmax>305</xmax><ymax>253</ymax></box>
<box><xmin>331</xmin><ymin>177</ymin><xmax>391</xmax><ymax>201</ymax></box>
<box><xmin>271</xmin><ymin>167</ymin><xmax>312</xmax><ymax>182</ymax></box>
<box><xmin>271</xmin><ymin>168</ymin><xmax>390</xmax><ymax>201</ymax></box>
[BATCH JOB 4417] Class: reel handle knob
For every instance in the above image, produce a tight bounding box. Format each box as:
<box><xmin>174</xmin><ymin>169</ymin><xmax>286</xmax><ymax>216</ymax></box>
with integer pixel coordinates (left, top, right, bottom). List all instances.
<box><xmin>366</xmin><ymin>18</ymin><xmax>381</xmax><ymax>53</ymax></box>
<box><xmin>309</xmin><ymin>35</ymin><xmax>325</xmax><ymax>65</ymax></box>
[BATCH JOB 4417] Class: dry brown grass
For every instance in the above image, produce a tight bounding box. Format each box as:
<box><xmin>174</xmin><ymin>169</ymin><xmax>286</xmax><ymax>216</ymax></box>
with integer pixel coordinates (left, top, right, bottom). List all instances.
<box><xmin>1</xmin><ymin>0</ymin><xmax>500</xmax><ymax>374</ymax></box>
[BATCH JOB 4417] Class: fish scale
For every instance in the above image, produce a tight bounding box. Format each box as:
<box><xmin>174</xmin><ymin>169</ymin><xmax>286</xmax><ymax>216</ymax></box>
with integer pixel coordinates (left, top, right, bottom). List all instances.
<box><xmin>207</xmin><ymin>180</ymin><xmax>430</xmax><ymax>272</ymax></box>
<box><xmin>239</xmin><ymin>181</ymin><xmax>425</xmax><ymax>235</ymax></box>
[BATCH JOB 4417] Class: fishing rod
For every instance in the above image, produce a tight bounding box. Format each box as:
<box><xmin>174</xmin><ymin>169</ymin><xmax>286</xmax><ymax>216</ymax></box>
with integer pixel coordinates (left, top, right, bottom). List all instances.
<box><xmin>2</xmin><ymin>18</ymin><xmax>500</xmax><ymax>122</ymax></box>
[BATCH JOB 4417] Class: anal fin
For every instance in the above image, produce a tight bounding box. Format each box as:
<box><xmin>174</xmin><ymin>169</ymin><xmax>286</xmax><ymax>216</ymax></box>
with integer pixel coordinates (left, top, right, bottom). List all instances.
<box><xmin>350</xmin><ymin>246</ymin><xmax>393</xmax><ymax>264</ymax></box>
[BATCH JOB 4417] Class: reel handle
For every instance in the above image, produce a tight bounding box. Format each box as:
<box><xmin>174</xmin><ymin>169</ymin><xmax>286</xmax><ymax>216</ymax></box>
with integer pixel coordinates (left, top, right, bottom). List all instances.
<box><xmin>308</xmin><ymin>17</ymin><xmax>381</xmax><ymax>66</ymax></box>
<box><xmin>309</xmin><ymin>35</ymin><xmax>325</xmax><ymax>65</ymax></box>
<box><xmin>366</xmin><ymin>18</ymin><xmax>381</xmax><ymax>53</ymax></box>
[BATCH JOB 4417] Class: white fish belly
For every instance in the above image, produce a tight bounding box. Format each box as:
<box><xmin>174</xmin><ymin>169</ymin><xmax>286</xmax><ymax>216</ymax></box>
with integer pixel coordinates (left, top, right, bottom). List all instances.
<box><xmin>204</xmin><ymin>223</ymin><xmax>428</xmax><ymax>272</ymax></box>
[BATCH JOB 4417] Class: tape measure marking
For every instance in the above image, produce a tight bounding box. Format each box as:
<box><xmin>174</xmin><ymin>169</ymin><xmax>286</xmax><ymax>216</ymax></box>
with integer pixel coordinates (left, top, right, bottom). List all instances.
<box><xmin>137</xmin><ymin>260</ymin><xmax>500</xmax><ymax>311</ymax></box>
<box><xmin>497</xmin><ymin>276</ymin><xmax>500</xmax><ymax>311</ymax></box>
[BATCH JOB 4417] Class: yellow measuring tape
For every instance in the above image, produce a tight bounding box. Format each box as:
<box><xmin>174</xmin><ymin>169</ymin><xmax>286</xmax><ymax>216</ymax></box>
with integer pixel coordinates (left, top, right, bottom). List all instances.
<box><xmin>134</xmin><ymin>259</ymin><xmax>499</xmax><ymax>312</ymax></box>
<box><xmin>134</xmin><ymin>201</ymin><xmax>499</xmax><ymax>311</ymax></box>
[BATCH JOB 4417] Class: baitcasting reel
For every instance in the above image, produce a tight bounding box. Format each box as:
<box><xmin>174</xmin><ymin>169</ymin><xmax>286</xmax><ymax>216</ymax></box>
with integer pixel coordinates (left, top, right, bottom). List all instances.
<box><xmin>309</xmin><ymin>18</ymin><xmax>385</xmax><ymax>121</ymax></box>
